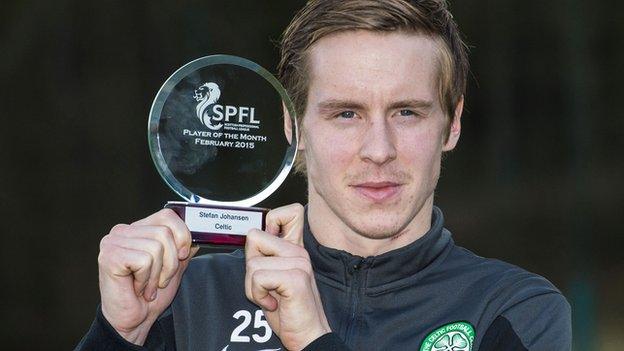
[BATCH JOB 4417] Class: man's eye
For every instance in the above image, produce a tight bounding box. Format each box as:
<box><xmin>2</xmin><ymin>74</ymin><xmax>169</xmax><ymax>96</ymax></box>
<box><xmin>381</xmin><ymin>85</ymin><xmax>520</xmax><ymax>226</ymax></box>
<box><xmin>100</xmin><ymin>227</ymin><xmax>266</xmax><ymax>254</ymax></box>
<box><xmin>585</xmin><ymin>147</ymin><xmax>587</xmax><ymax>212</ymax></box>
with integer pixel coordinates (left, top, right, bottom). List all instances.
<box><xmin>338</xmin><ymin>111</ymin><xmax>356</xmax><ymax>119</ymax></box>
<box><xmin>399</xmin><ymin>109</ymin><xmax>416</xmax><ymax>116</ymax></box>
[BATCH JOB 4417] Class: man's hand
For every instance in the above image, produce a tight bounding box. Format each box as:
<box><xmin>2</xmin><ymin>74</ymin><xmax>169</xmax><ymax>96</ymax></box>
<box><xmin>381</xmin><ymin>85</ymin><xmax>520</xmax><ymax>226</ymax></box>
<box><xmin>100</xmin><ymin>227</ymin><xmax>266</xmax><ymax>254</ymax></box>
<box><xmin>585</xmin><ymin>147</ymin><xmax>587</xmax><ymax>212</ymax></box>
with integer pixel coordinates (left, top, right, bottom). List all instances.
<box><xmin>245</xmin><ymin>203</ymin><xmax>331</xmax><ymax>351</ymax></box>
<box><xmin>97</xmin><ymin>209</ymin><xmax>199</xmax><ymax>345</ymax></box>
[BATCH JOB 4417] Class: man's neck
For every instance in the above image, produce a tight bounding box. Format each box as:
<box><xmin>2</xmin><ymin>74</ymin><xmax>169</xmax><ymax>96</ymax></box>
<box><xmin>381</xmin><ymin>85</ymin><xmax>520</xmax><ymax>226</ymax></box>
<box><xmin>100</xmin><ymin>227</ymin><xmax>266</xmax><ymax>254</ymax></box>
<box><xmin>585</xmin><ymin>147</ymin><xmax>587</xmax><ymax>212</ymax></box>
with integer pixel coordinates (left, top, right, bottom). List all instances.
<box><xmin>307</xmin><ymin>190</ymin><xmax>434</xmax><ymax>257</ymax></box>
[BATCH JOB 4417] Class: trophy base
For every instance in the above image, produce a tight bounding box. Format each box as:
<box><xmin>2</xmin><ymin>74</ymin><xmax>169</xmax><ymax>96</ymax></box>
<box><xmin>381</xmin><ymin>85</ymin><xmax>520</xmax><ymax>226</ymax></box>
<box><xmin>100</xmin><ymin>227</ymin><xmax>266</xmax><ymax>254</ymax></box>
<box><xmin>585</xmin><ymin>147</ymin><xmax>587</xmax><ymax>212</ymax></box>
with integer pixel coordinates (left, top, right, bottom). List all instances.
<box><xmin>164</xmin><ymin>201</ymin><xmax>269</xmax><ymax>248</ymax></box>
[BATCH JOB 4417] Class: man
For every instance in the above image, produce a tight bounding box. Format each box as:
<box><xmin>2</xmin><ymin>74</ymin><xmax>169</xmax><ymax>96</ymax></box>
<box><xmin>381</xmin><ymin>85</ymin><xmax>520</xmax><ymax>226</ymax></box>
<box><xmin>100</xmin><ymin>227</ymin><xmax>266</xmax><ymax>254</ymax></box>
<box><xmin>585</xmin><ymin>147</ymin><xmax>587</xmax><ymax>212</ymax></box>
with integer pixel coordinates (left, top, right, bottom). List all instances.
<box><xmin>77</xmin><ymin>0</ymin><xmax>571</xmax><ymax>350</ymax></box>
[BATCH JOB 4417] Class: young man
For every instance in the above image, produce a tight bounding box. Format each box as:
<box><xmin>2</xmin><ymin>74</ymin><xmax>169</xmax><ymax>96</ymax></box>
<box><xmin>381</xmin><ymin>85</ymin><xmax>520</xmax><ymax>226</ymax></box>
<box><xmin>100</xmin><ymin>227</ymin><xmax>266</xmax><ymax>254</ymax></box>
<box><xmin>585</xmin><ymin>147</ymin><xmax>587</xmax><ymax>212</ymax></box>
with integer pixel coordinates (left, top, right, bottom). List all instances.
<box><xmin>77</xmin><ymin>1</ymin><xmax>571</xmax><ymax>350</ymax></box>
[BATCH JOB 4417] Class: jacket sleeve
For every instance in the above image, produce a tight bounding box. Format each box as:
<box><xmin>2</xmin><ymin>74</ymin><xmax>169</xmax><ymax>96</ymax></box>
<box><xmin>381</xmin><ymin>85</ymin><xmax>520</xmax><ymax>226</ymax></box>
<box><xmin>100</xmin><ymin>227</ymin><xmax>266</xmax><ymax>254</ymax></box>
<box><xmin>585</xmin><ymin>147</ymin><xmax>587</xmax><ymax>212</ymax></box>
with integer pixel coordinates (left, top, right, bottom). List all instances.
<box><xmin>303</xmin><ymin>333</ymin><xmax>351</xmax><ymax>351</ymax></box>
<box><xmin>74</xmin><ymin>305</ymin><xmax>176</xmax><ymax>351</ymax></box>
<box><xmin>479</xmin><ymin>292</ymin><xmax>571</xmax><ymax>351</ymax></box>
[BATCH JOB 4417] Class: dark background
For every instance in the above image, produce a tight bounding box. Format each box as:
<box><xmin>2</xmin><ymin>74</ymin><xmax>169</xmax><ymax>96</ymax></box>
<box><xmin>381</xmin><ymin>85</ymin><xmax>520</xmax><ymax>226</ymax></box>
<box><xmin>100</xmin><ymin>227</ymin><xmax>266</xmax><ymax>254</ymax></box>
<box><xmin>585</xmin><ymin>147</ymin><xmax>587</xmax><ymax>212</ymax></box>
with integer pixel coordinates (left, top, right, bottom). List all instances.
<box><xmin>1</xmin><ymin>1</ymin><xmax>622</xmax><ymax>350</ymax></box>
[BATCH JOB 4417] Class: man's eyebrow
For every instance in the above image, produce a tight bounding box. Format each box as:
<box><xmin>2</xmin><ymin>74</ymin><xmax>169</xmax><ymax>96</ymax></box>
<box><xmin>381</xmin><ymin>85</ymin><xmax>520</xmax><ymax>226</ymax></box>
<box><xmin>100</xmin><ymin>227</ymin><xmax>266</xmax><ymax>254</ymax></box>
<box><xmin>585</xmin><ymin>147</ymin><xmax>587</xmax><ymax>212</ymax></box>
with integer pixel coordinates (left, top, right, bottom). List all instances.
<box><xmin>388</xmin><ymin>99</ymin><xmax>434</xmax><ymax>110</ymax></box>
<box><xmin>317</xmin><ymin>99</ymin><xmax>434</xmax><ymax>112</ymax></box>
<box><xmin>317</xmin><ymin>99</ymin><xmax>367</xmax><ymax>111</ymax></box>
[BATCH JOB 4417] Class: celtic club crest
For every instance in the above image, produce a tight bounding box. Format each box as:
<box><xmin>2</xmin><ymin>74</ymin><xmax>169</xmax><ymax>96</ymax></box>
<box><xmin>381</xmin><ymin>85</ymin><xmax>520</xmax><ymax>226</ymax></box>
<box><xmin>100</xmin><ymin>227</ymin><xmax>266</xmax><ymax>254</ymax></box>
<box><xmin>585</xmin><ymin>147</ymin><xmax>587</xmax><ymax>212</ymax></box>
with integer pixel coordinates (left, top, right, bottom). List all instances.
<box><xmin>419</xmin><ymin>321</ymin><xmax>475</xmax><ymax>351</ymax></box>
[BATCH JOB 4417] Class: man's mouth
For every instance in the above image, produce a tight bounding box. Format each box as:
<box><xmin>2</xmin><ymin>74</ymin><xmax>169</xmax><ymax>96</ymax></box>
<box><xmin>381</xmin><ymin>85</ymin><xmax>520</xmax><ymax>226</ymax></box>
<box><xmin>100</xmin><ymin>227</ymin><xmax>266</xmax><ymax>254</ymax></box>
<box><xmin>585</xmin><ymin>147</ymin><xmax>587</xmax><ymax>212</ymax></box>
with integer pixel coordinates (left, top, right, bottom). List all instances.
<box><xmin>351</xmin><ymin>181</ymin><xmax>402</xmax><ymax>202</ymax></box>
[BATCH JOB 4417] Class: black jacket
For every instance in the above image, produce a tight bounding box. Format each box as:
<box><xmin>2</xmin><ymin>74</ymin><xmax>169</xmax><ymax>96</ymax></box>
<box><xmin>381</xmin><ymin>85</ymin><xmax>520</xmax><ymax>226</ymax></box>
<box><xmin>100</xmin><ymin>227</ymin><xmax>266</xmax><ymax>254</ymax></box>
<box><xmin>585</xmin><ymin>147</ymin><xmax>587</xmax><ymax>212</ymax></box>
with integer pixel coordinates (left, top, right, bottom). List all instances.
<box><xmin>77</xmin><ymin>206</ymin><xmax>571</xmax><ymax>350</ymax></box>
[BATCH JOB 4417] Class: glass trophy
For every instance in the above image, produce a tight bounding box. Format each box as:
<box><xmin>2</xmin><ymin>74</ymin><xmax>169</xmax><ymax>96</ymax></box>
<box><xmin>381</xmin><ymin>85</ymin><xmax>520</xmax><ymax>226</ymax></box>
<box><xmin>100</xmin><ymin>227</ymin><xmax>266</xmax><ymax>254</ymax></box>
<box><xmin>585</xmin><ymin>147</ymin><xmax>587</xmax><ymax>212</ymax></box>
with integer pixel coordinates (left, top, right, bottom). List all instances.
<box><xmin>148</xmin><ymin>55</ymin><xmax>298</xmax><ymax>247</ymax></box>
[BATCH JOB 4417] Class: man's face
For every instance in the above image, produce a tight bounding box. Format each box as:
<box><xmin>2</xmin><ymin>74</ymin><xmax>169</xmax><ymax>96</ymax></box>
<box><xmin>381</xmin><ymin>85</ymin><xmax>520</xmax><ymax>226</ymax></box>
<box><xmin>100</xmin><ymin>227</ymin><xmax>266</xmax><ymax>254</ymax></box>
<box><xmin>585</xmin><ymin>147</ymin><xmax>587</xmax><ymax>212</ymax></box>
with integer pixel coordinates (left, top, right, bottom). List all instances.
<box><xmin>301</xmin><ymin>30</ymin><xmax>460</xmax><ymax>240</ymax></box>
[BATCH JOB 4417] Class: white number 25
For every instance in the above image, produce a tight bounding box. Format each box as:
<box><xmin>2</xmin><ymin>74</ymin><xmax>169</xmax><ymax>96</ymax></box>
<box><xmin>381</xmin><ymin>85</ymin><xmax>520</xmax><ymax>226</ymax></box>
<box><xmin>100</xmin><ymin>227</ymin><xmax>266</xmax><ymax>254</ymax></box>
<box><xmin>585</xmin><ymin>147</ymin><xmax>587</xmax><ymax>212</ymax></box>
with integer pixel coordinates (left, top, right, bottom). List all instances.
<box><xmin>230</xmin><ymin>310</ymin><xmax>273</xmax><ymax>343</ymax></box>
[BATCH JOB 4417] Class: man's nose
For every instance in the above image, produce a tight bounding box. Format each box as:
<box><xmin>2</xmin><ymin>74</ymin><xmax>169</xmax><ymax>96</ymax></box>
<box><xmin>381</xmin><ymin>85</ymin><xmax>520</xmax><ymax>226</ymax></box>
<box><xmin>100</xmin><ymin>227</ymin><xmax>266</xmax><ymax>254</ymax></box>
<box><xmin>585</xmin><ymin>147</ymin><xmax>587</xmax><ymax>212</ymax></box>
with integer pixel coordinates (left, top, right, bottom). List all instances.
<box><xmin>358</xmin><ymin>118</ymin><xmax>397</xmax><ymax>165</ymax></box>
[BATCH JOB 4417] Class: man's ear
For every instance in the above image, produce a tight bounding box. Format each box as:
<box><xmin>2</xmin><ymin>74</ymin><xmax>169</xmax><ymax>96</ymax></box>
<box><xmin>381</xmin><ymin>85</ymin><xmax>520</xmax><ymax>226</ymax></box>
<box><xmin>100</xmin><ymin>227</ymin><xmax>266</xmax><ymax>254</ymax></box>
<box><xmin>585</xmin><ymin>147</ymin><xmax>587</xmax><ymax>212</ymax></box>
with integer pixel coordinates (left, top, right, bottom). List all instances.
<box><xmin>442</xmin><ymin>95</ymin><xmax>463</xmax><ymax>152</ymax></box>
<box><xmin>283</xmin><ymin>103</ymin><xmax>305</xmax><ymax>149</ymax></box>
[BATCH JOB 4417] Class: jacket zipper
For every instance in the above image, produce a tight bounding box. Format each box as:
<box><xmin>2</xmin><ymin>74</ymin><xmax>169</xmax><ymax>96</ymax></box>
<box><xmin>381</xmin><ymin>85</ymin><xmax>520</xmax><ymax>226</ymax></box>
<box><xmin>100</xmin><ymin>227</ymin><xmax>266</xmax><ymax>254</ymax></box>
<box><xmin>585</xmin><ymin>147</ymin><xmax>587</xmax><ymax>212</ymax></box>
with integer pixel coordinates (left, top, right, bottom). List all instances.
<box><xmin>344</xmin><ymin>259</ymin><xmax>365</xmax><ymax>345</ymax></box>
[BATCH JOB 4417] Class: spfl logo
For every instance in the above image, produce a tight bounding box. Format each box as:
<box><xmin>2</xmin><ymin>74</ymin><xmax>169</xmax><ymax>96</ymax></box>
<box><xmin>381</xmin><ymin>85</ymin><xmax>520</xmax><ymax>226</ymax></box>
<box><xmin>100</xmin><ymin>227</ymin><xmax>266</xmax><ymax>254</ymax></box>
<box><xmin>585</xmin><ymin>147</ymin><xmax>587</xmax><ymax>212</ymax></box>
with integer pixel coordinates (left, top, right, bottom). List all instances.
<box><xmin>193</xmin><ymin>82</ymin><xmax>260</xmax><ymax>131</ymax></box>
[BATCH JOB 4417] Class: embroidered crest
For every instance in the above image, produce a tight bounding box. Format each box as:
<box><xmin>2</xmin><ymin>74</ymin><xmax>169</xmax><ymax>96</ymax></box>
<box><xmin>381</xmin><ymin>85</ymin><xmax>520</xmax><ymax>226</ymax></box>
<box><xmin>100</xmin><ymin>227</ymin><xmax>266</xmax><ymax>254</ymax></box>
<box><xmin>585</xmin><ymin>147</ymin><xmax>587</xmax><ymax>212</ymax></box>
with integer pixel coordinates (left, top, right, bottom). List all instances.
<box><xmin>419</xmin><ymin>321</ymin><xmax>475</xmax><ymax>351</ymax></box>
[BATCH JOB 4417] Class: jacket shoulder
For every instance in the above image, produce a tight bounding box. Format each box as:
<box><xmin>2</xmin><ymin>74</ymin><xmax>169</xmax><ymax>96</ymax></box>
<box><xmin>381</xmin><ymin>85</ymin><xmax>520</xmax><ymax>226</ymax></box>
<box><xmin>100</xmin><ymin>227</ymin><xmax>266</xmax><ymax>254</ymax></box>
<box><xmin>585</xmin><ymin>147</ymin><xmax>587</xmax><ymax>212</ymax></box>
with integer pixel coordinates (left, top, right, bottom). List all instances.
<box><xmin>444</xmin><ymin>245</ymin><xmax>570</xmax><ymax>348</ymax></box>
<box><xmin>443</xmin><ymin>244</ymin><xmax>562</xmax><ymax>299</ymax></box>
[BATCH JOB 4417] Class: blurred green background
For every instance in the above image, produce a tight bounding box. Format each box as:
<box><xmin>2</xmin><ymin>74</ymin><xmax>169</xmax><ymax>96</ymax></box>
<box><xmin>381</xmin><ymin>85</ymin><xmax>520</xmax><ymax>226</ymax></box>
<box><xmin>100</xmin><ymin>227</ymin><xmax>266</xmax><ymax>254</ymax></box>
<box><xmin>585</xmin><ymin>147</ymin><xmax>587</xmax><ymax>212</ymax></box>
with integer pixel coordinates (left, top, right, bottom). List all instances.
<box><xmin>0</xmin><ymin>1</ymin><xmax>622</xmax><ymax>350</ymax></box>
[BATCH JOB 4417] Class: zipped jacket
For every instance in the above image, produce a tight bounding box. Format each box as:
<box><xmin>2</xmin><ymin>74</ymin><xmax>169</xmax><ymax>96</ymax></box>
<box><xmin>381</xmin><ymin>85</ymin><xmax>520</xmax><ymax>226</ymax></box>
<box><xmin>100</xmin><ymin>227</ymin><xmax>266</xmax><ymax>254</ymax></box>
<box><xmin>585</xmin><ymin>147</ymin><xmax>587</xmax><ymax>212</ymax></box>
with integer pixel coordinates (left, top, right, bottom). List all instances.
<box><xmin>76</xmin><ymin>206</ymin><xmax>571</xmax><ymax>350</ymax></box>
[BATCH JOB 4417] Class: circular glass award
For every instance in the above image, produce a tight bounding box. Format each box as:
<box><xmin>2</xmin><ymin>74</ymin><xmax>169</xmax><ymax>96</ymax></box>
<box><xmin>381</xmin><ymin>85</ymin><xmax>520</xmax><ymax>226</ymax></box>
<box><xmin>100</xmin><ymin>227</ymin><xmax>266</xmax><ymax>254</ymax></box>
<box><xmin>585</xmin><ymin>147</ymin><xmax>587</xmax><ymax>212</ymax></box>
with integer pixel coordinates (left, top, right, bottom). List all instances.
<box><xmin>148</xmin><ymin>55</ymin><xmax>298</xmax><ymax>247</ymax></box>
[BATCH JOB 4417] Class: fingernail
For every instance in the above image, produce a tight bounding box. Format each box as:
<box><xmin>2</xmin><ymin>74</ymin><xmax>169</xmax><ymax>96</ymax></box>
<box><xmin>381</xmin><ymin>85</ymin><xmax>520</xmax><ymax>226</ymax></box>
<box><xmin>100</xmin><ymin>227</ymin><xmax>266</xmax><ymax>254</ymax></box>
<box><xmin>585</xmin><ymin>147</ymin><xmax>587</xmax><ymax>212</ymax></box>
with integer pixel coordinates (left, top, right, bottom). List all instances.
<box><xmin>150</xmin><ymin>290</ymin><xmax>158</xmax><ymax>301</ymax></box>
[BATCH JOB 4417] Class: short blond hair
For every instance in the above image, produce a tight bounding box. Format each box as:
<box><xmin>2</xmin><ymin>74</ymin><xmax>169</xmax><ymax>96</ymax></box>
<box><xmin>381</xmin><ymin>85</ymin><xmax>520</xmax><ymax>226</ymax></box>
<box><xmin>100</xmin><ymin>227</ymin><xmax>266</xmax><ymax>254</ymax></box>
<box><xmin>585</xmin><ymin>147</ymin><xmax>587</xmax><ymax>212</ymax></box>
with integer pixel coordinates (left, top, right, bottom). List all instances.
<box><xmin>278</xmin><ymin>0</ymin><xmax>469</xmax><ymax>173</ymax></box>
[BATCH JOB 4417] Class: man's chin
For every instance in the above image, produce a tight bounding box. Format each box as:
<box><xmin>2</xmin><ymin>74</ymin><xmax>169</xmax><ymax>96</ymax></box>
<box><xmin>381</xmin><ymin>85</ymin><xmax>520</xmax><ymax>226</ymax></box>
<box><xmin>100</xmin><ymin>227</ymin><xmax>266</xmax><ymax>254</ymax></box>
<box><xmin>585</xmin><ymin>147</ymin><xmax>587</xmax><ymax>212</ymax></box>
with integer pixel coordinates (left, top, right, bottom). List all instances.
<box><xmin>347</xmin><ymin>219</ymin><xmax>408</xmax><ymax>240</ymax></box>
<box><xmin>341</xmin><ymin>201</ymin><xmax>402</xmax><ymax>232</ymax></box>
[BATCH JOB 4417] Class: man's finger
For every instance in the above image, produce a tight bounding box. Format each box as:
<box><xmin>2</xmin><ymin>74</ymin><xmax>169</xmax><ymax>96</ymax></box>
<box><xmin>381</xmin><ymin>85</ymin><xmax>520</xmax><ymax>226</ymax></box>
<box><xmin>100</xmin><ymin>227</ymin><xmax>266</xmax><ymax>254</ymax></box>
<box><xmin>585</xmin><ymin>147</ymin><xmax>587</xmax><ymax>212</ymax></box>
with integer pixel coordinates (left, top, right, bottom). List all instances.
<box><xmin>115</xmin><ymin>226</ymin><xmax>180</xmax><ymax>288</ymax></box>
<box><xmin>131</xmin><ymin>208</ymin><xmax>193</xmax><ymax>260</ymax></box>
<box><xmin>100</xmin><ymin>245</ymin><xmax>154</xmax><ymax>297</ymax></box>
<box><xmin>249</xmin><ymin>269</ymin><xmax>310</xmax><ymax>311</ymax></box>
<box><xmin>245</xmin><ymin>256</ymin><xmax>312</xmax><ymax>303</ymax></box>
<box><xmin>245</xmin><ymin>228</ymin><xmax>308</xmax><ymax>260</ymax></box>
<box><xmin>264</xmin><ymin>203</ymin><xmax>305</xmax><ymax>246</ymax></box>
